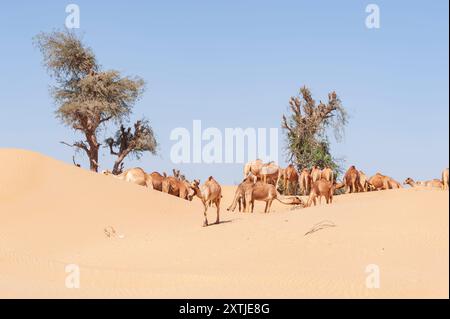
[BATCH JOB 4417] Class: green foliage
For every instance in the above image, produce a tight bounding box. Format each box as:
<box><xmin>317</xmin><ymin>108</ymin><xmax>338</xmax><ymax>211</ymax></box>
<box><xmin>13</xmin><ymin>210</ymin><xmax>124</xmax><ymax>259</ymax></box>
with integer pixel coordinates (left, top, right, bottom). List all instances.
<box><xmin>282</xmin><ymin>86</ymin><xmax>348</xmax><ymax>177</ymax></box>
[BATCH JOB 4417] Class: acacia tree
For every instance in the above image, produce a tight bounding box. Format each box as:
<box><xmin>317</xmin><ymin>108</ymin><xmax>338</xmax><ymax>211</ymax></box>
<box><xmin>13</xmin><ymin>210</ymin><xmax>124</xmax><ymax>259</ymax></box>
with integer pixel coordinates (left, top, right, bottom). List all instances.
<box><xmin>282</xmin><ymin>86</ymin><xmax>348</xmax><ymax>175</ymax></box>
<box><xmin>34</xmin><ymin>31</ymin><xmax>149</xmax><ymax>172</ymax></box>
<box><xmin>105</xmin><ymin>119</ymin><xmax>158</xmax><ymax>174</ymax></box>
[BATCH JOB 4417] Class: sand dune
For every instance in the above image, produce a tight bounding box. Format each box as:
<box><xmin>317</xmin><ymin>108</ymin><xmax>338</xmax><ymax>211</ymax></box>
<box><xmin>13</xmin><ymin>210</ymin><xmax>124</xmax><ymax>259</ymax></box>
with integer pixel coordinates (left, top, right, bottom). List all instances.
<box><xmin>0</xmin><ymin>149</ymin><xmax>448</xmax><ymax>298</ymax></box>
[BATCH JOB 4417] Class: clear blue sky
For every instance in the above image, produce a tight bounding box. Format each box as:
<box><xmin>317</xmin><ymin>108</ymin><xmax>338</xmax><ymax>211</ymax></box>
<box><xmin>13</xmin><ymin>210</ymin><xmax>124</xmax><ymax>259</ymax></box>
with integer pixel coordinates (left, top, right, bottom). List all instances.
<box><xmin>0</xmin><ymin>1</ymin><xmax>448</xmax><ymax>184</ymax></box>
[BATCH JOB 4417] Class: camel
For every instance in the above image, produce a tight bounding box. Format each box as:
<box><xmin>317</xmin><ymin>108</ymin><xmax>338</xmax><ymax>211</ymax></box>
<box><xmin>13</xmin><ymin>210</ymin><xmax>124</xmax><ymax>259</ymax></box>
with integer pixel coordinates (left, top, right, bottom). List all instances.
<box><xmin>102</xmin><ymin>168</ymin><xmax>153</xmax><ymax>188</ymax></box>
<box><xmin>260</xmin><ymin>162</ymin><xmax>280</xmax><ymax>185</ymax></box>
<box><xmin>190</xmin><ymin>177</ymin><xmax>222</xmax><ymax>227</ymax></box>
<box><xmin>310</xmin><ymin>166</ymin><xmax>322</xmax><ymax>184</ymax></box>
<box><xmin>403</xmin><ymin>177</ymin><xmax>443</xmax><ymax>189</ymax></box>
<box><xmin>162</xmin><ymin>174</ymin><xmax>194</xmax><ymax>200</ymax></box>
<box><xmin>149</xmin><ymin>171</ymin><xmax>165</xmax><ymax>191</ymax></box>
<box><xmin>343</xmin><ymin>166</ymin><xmax>361</xmax><ymax>193</ymax></box>
<box><xmin>359</xmin><ymin>170</ymin><xmax>370</xmax><ymax>192</ymax></box>
<box><xmin>227</xmin><ymin>177</ymin><xmax>255</xmax><ymax>212</ymax></box>
<box><xmin>442</xmin><ymin>168</ymin><xmax>449</xmax><ymax>190</ymax></box>
<box><xmin>369</xmin><ymin>173</ymin><xmax>401</xmax><ymax>191</ymax></box>
<box><xmin>243</xmin><ymin>159</ymin><xmax>279</xmax><ymax>185</ymax></box>
<box><xmin>299</xmin><ymin>168</ymin><xmax>312</xmax><ymax>195</ymax></box>
<box><xmin>321</xmin><ymin>166</ymin><xmax>334</xmax><ymax>184</ymax></box>
<box><xmin>283</xmin><ymin>164</ymin><xmax>299</xmax><ymax>195</ymax></box>
<box><xmin>244</xmin><ymin>181</ymin><xmax>303</xmax><ymax>213</ymax></box>
<box><xmin>243</xmin><ymin>159</ymin><xmax>263</xmax><ymax>180</ymax></box>
<box><xmin>307</xmin><ymin>179</ymin><xmax>334</xmax><ymax>207</ymax></box>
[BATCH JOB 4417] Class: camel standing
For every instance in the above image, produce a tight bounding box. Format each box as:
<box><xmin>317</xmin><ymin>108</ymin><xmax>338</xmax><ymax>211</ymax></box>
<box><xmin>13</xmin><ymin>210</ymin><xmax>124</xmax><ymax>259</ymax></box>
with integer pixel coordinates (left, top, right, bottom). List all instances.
<box><xmin>149</xmin><ymin>172</ymin><xmax>165</xmax><ymax>191</ymax></box>
<box><xmin>102</xmin><ymin>168</ymin><xmax>153</xmax><ymax>188</ymax></box>
<box><xmin>307</xmin><ymin>179</ymin><xmax>334</xmax><ymax>207</ymax></box>
<box><xmin>299</xmin><ymin>168</ymin><xmax>312</xmax><ymax>195</ymax></box>
<box><xmin>310</xmin><ymin>166</ymin><xmax>322</xmax><ymax>184</ymax></box>
<box><xmin>227</xmin><ymin>177</ymin><xmax>255</xmax><ymax>212</ymax></box>
<box><xmin>359</xmin><ymin>170</ymin><xmax>370</xmax><ymax>192</ymax></box>
<box><xmin>283</xmin><ymin>164</ymin><xmax>299</xmax><ymax>195</ymax></box>
<box><xmin>343</xmin><ymin>166</ymin><xmax>361</xmax><ymax>193</ymax></box>
<box><xmin>244</xmin><ymin>181</ymin><xmax>303</xmax><ymax>213</ymax></box>
<box><xmin>404</xmin><ymin>178</ymin><xmax>443</xmax><ymax>189</ymax></box>
<box><xmin>442</xmin><ymin>168</ymin><xmax>449</xmax><ymax>190</ymax></box>
<box><xmin>191</xmin><ymin>177</ymin><xmax>222</xmax><ymax>226</ymax></box>
<box><xmin>260</xmin><ymin>162</ymin><xmax>280</xmax><ymax>185</ymax></box>
<box><xmin>321</xmin><ymin>166</ymin><xmax>334</xmax><ymax>184</ymax></box>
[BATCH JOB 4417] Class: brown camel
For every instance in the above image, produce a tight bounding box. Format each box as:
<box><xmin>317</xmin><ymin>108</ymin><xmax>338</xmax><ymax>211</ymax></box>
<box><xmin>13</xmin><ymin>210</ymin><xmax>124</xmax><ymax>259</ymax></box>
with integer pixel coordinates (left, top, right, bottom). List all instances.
<box><xmin>343</xmin><ymin>166</ymin><xmax>361</xmax><ymax>193</ymax></box>
<box><xmin>283</xmin><ymin>164</ymin><xmax>299</xmax><ymax>195</ymax></box>
<box><xmin>369</xmin><ymin>173</ymin><xmax>401</xmax><ymax>191</ymax></box>
<box><xmin>190</xmin><ymin>177</ymin><xmax>222</xmax><ymax>227</ymax></box>
<box><xmin>307</xmin><ymin>178</ymin><xmax>334</xmax><ymax>207</ymax></box>
<box><xmin>244</xmin><ymin>181</ymin><xmax>303</xmax><ymax>213</ymax></box>
<box><xmin>299</xmin><ymin>168</ymin><xmax>312</xmax><ymax>195</ymax></box>
<box><xmin>102</xmin><ymin>168</ymin><xmax>153</xmax><ymax>188</ymax></box>
<box><xmin>162</xmin><ymin>174</ymin><xmax>194</xmax><ymax>200</ymax></box>
<box><xmin>149</xmin><ymin>171</ymin><xmax>165</xmax><ymax>191</ymax></box>
<box><xmin>321</xmin><ymin>166</ymin><xmax>334</xmax><ymax>184</ymax></box>
<box><xmin>310</xmin><ymin>166</ymin><xmax>322</xmax><ymax>184</ymax></box>
<box><xmin>404</xmin><ymin>177</ymin><xmax>443</xmax><ymax>189</ymax></box>
<box><xmin>226</xmin><ymin>177</ymin><xmax>254</xmax><ymax>212</ymax></box>
<box><xmin>260</xmin><ymin>162</ymin><xmax>280</xmax><ymax>185</ymax></box>
<box><xmin>442</xmin><ymin>168</ymin><xmax>449</xmax><ymax>190</ymax></box>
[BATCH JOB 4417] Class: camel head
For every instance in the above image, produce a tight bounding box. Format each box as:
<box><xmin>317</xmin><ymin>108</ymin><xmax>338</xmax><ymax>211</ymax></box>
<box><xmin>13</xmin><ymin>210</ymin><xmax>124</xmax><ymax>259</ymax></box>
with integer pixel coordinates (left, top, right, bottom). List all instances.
<box><xmin>404</xmin><ymin>177</ymin><xmax>414</xmax><ymax>185</ymax></box>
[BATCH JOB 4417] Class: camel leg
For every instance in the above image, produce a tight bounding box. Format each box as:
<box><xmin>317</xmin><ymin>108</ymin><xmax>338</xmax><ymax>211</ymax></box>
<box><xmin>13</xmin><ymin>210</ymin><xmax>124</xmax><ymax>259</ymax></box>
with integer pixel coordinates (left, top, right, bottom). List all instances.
<box><xmin>202</xmin><ymin>203</ymin><xmax>209</xmax><ymax>227</ymax></box>
<box><xmin>215</xmin><ymin>198</ymin><xmax>220</xmax><ymax>224</ymax></box>
<box><xmin>251</xmin><ymin>200</ymin><xmax>255</xmax><ymax>213</ymax></box>
<box><xmin>267</xmin><ymin>199</ymin><xmax>273</xmax><ymax>213</ymax></box>
<box><xmin>264</xmin><ymin>201</ymin><xmax>269</xmax><ymax>213</ymax></box>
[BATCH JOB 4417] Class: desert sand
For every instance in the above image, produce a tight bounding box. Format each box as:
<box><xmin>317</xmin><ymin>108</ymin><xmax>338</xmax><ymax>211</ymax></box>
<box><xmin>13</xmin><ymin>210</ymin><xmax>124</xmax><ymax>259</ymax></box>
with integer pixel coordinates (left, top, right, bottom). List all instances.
<box><xmin>0</xmin><ymin>149</ymin><xmax>448</xmax><ymax>298</ymax></box>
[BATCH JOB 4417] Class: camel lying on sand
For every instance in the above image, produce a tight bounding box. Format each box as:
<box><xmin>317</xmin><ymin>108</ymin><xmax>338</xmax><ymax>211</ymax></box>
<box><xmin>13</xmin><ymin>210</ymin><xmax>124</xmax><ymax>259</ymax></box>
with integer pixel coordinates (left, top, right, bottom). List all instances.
<box><xmin>369</xmin><ymin>173</ymin><xmax>402</xmax><ymax>191</ymax></box>
<box><xmin>404</xmin><ymin>177</ymin><xmax>443</xmax><ymax>189</ymax></box>
<box><xmin>283</xmin><ymin>164</ymin><xmax>299</xmax><ymax>195</ymax></box>
<box><xmin>102</xmin><ymin>168</ymin><xmax>153</xmax><ymax>188</ymax></box>
<box><xmin>244</xmin><ymin>181</ymin><xmax>303</xmax><ymax>213</ymax></box>
<box><xmin>343</xmin><ymin>166</ymin><xmax>361</xmax><ymax>193</ymax></box>
<box><xmin>162</xmin><ymin>173</ymin><xmax>195</xmax><ymax>200</ymax></box>
<box><xmin>299</xmin><ymin>168</ymin><xmax>312</xmax><ymax>195</ymax></box>
<box><xmin>190</xmin><ymin>177</ymin><xmax>222</xmax><ymax>227</ymax></box>
<box><xmin>442</xmin><ymin>168</ymin><xmax>449</xmax><ymax>190</ymax></box>
<box><xmin>321</xmin><ymin>166</ymin><xmax>334</xmax><ymax>184</ymax></box>
<box><xmin>307</xmin><ymin>179</ymin><xmax>334</xmax><ymax>207</ymax></box>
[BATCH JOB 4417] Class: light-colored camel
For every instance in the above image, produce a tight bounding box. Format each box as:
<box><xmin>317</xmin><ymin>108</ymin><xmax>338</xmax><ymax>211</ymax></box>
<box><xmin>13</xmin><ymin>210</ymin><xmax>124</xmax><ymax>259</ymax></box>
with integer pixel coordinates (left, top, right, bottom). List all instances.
<box><xmin>102</xmin><ymin>168</ymin><xmax>153</xmax><ymax>188</ymax></box>
<box><xmin>190</xmin><ymin>177</ymin><xmax>222</xmax><ymax>227</ymax></box>
<box><xmin>283</xmin><ymin>164</ymin><xmax>299</xmax><ymax>195</ymax></box>
<box><xmin>307</xmin><ymin>178</ymin><xmax>334</xmax><ymax>207</ymax></box>
<box><xmin>343</xmin><ymin>166</ymin><xmax>361</xmax><ymax>193</ymax></box>
<box><xmin>260</xmin><ymin>162</ymin><xmax>280</xmax><ymax>185</ymax></box>
<box><xmin>321</xmin><ymin>166</ymin><xmax>334</xmax><ymax>184</ymax></box>
<box><xmin>310</xmin><ymin>166</ymin><xmax>322</xmax><ymax>184</ymax></box>
<box><xmin>244</xmin><ymin>181</ymin><xmax>303</xmax><ymax>213</ymax></box>
<box><xmin>442</xmin><ymin>168</ymin><xmax>449</xmax><ymax>190</ymax></box>
<box><xmin>404</xmin><ymin>177</ymin><xmax>443</xmax><ymax>189</ymax></box>
<box><xmin>243</xmin><ymin>159</ymin><xmax>264</xmax><ymax>179</ymax></box>
<box><xmin>299</xmin><ymin>168</ymin><xmax>312</xmax><ymax>195</ymax></box>
<box><xmin>359</xmin><ymin>170</ymin><xmax>370</xmax><ymax>192</ymax></box>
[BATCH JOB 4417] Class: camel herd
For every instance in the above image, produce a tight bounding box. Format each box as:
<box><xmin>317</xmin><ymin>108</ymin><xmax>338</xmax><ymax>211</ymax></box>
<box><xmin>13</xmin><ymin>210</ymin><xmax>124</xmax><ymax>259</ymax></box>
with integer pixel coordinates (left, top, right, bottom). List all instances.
<box><xmin>102</xmin><ymin>163</ymin><xmax>450</xmax><ymax>227</ymax></box>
